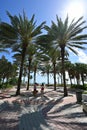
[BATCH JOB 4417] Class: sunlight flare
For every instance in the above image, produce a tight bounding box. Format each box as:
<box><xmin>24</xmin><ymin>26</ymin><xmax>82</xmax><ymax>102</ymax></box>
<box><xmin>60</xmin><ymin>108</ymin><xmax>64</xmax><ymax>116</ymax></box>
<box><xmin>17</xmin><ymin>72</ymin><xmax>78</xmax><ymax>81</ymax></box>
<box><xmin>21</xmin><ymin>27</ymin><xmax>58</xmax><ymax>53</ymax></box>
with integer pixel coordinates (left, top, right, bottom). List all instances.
<box><xmin>64</xmin><ymin>0</ymin><xmax>85</xmax><ymax>21</ymax></box>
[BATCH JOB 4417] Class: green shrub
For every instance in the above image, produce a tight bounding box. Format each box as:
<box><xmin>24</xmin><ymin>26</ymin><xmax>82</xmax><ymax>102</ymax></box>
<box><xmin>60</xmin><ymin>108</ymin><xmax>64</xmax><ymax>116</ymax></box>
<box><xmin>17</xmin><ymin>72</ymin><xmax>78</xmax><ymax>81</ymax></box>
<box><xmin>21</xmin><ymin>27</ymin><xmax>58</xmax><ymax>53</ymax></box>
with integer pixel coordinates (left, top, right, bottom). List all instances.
<box><xmin>0</xmin><ymin>84</ymin><xmax>2</xmax><ymax>89</ymax></box>
<box><xmin>8</xmin><ymin>78</ymin><xmax>18</xmax><ymax>85</ymax></box>
<box><xmin>71</xmin><ymin>84</ymin><xmax>87</xmax><ymax>90</ymax></box>
<box><xmin>0</xmin><ymin>83</ymin><xmax>13</xmax><ymax>89</ymax></box>
<box><xmin>83</xmin><ymin>91</ymin><xmax>87</xmax><ymax>94</ymax></box>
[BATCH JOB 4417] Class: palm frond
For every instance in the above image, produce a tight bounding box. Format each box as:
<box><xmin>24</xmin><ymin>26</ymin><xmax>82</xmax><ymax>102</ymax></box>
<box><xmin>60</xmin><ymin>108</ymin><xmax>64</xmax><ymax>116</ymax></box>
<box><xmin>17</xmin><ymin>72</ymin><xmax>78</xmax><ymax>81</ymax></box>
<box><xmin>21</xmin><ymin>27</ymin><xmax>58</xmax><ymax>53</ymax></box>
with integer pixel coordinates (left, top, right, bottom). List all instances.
<box><xmin>71</xmin><ymin>34</ymin><xmax>87</xmax><ymax>41</ymax></box>
<box><xmin>67</xmin><ymin>46</ymin><xmax>78</xmax><ymax>55</ymax></box>
<box><xmin>68</xmin><ymin>44</ymin><xmax>86</xmax><ymax>50</ymax></box>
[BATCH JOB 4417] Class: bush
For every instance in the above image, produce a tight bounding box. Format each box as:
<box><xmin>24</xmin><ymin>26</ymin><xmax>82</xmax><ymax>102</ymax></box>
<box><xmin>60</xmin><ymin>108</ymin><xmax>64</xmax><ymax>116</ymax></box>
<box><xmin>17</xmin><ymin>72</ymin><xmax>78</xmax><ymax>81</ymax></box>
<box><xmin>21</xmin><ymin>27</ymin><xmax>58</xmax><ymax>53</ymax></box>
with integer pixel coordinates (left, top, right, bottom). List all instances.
<box><xmin>83</xmin><ymin>91</ymin><xmax>87</xmax><ymax>94</ymax></box>
<box><xmin>0</xmin><ymin>84</ymin><xmax>2</xmax><ymax>89</ymax></box>
<box><xmin>8</xmin><ymin>78</ymin><xmax>18</xmax><ymax>85</ymax></box>
<box><xmin>0</xmin><ymin>83</ymin><xmax>13</xmax><ymax>89</ymax></box>
<box><xmin>71</xmin><ymin>84</ymin><xmax>87</xmax><ymax>90</ymax></box>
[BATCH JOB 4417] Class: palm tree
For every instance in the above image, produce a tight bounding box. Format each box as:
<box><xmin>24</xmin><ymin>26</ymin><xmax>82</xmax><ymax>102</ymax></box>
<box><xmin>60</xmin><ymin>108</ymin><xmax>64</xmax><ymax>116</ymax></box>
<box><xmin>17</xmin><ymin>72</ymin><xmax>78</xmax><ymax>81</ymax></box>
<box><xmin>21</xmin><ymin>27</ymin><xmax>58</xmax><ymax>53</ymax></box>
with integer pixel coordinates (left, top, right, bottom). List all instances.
<box><xmin>44</xmin><ymin>16</ymin><xmax>87</xmax><ymax>96</ymax></box>
<box><xmin>0</xmin><ymin>11</ymin><xmax>45</xmax><ymax>95</ymax></box>
<box><xmin>37</xmin><ymin>35</ymin><xmax>61</xmax><ymax>89</ymax></box>
<box><xmin>75</xmin><ymin>63</ymin><xmax>87</xmax><ymax>87</ymax></box>
<box><xmin>31</xmin><ymin>60</ymin><xmax>39</xmax><ymax>84</ymax></box>
<box><xmin>47</xmin><ymin>47</ymin><xmax>60</xmax><ymax>90</ymax></box>
<box><xmin>40</xmin><ymin>63</ymin><xmax>51</xmax><ymax>87</ymax></box>
<box><xmin>26</xmin><ymin>44</ymin><xmax>38</xmax><ymax>90</ymax></box>
<box><xmin>64</xmin><ymin>61</ymin><xmax>75</xmax><ymax>87</ymax></box>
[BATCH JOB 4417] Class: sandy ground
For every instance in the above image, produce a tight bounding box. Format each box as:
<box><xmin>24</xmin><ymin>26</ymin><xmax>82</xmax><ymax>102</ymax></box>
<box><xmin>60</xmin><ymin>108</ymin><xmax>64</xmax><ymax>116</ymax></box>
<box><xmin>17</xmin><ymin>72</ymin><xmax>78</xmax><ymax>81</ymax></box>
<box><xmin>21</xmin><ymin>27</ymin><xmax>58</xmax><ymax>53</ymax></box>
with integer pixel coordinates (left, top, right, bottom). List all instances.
<box><xmin>0</xmin><ymin>86</ymin><xmax>87</xmax><ymax>130</ymax></box>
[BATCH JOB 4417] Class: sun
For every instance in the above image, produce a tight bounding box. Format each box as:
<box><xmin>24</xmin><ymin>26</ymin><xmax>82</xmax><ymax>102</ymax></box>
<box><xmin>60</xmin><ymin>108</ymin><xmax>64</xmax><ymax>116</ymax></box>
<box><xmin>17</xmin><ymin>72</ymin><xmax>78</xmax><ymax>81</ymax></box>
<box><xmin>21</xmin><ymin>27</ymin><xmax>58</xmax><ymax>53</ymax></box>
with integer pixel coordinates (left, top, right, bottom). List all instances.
<box><xmin>64</xmin><ymin>1</ymin><xmax>85</xmax><ymax>21</ymax></box>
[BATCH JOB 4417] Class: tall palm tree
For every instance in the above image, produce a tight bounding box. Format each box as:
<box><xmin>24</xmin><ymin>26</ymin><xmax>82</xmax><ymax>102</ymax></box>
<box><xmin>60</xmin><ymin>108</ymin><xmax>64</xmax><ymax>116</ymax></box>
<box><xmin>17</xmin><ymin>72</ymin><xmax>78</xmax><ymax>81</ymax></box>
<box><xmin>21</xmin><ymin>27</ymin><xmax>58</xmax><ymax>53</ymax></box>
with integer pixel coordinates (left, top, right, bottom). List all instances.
<box><xmin>64</xmin><ymin>61</ymin><xmax>75</xmax><ymax>87</ymax></box>
<box><xmin>47</xmin><ymin>47</ymin><xmax>60</xmax><ymax>90</ymax></box>
<box><xmin>31</xmin><ymin>60</ymin><xmax>39</xmax><ymax>84</ymax></box>
<box><xmin>41</xmin><ymin>16</ymin><xmax>87</xmax><ymax>96</ymax></box>
<box><xmin>26</xmin><ymin>44</ymin><xmax>38</xmax><ymax>90</ymax></box>
<box><xmin>37</xmin><ymin>34</ymin><xmax>61</xmax><ymax>89</ymax></box>
<box><xmin>0</xmin><ymin>11</ymin><xmax>45</xmax><ymax>95</ymax></box>
<box><xmin>40</xmin><ymin>63</ymin><xmax>51</xmax><ymax>86</ymax></box>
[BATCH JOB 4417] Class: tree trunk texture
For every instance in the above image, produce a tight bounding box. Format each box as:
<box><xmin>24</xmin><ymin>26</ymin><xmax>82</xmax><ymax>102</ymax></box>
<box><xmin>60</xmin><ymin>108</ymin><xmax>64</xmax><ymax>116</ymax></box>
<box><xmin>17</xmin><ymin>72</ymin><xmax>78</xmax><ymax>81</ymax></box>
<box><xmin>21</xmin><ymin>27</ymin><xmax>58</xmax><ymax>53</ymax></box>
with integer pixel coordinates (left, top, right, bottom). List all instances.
<box><xmin>61</xmin><ymin>47</ymin><xmax>68</xmax><ymax>97</ymax></box>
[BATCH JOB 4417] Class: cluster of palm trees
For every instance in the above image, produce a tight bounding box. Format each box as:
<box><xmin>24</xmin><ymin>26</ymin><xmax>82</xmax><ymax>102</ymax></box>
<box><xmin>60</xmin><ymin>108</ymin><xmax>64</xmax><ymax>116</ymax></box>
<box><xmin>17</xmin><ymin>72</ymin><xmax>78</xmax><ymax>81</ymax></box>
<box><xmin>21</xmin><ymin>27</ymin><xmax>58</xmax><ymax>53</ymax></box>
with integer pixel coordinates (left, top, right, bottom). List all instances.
<box><xmin>64</xmin><ymin>62</ymin><xmax>87</xmax><ymax>87</ymax></box>
<box><xmin>0</xmin><ymin>11</ymin><xmax>87</xmax><ymax>96</ymax></box>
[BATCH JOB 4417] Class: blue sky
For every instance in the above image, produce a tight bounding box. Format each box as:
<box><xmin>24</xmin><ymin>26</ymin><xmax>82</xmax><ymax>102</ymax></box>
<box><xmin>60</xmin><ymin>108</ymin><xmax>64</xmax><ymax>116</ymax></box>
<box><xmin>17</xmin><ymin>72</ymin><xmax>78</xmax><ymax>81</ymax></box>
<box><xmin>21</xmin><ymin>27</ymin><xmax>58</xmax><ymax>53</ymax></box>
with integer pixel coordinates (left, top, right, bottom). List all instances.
<box><xmin>0</xmin><ymin>0</ymin><xmax>87</xmax><ymax>83</ymax></box>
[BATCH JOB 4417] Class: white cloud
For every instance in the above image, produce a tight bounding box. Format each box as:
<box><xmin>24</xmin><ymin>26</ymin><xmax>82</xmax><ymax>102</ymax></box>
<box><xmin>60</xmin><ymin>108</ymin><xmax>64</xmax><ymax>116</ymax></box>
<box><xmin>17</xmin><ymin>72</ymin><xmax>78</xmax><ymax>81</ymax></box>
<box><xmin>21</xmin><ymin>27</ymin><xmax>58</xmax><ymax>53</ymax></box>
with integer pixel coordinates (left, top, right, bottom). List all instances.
<box><xmin>76</xmin><ymin>49</ymin><xmax>87</xmax><ymax>63</ymax></box>
<box><xmin>68</xmin><ymin>48</ymin><xmax>87</xmax><ymax>63</ymax></box>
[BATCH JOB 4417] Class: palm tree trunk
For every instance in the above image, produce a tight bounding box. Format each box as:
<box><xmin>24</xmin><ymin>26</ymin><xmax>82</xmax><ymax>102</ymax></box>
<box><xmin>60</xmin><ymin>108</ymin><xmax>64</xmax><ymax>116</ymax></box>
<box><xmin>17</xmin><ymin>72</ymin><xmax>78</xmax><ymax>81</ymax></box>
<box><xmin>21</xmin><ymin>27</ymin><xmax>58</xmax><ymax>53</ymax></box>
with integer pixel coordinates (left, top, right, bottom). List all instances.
<box><xmin>69</xmin><ymin>74</ymin><xmax>73</xmax><ymax>87</ymax></box>
<box><xmin>34</xmin><ymin>68</ymin><xmax>36</xmax><ymax>84</ymax></box>
<box><xmin>61</xmin><ymin>47</ymin><xmax>68</xmax><ymax>97</ymax></box>
<box><xmin>2</xmin><ymin>77</ymin><xmax>5</xmax><ymax>83</ymax></box>
<box><xmin>27</xmin><ymin>59</ymin><xmax>31</xmax><ymax>90</ymax></box>
<box><xmin>53</xmin><ymin>63</ymin><xmax>56</xmax><ymax>90</ymax></box>
<box><xmin>47</xmin><ymin>72</ymin><xmax>49</xmax><ymax>86</ymax></box>
<box><xmin>81</xmin><ymin>74</ymin><xmax>85</xmax><ymax>87</ymax></box>
<box><xmin>70</xmin><ymin>77</ymin><xmax>73</xmax><ymax>87</ymax></box>
<box><xmin>60</xmin><ymin>73</ymin><xmax>63</xmax><ymax>85</ymax></box>
<box><xmin>76</xmin><ymin>75</ymin><xmax>80</xmax><ymax>86</ymax></box>
<box><xmin>16</xmin><ymin>49</ymin><xmax>26</xmax><ymax>95</ymax></box>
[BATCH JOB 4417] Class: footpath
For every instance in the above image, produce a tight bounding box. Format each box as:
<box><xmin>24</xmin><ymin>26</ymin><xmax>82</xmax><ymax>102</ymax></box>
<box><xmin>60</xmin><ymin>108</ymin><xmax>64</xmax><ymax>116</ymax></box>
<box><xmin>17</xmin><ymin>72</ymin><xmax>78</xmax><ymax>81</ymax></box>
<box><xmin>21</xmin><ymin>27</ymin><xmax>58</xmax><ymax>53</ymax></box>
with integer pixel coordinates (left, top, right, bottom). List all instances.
<box><xmin>0</xmin><ymin>87</ymin><xmax>87</xmax><ymax>130</ymax></box>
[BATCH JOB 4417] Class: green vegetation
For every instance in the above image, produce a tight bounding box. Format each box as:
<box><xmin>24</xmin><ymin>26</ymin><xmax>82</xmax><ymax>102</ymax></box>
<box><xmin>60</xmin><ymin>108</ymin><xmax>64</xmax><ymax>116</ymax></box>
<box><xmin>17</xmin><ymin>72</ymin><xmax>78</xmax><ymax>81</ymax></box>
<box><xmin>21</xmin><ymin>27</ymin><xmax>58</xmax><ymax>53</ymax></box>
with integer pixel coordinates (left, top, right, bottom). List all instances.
<box><xmin>0</xmin><ymin>56</ymin><xmax>18</xmax><ymax>89</ymax></box>
<box><xmin>0</xmin><ymin>11</ymin><xmax>87</xmax><ymax>97</ymax></box>
<box><xmin>71</xmin><ymin>84</ymin><xmax>87</xmax><ymax>90</ymax></box>
<box><xmin>0</xmin><ymin>83</ymin><xmax>13</xmax><ymax>89</ymax></box>
<box><xmin>83</xmin><ymin>90</ymin><xmax>87</xmax><ymax>94</ymax></box>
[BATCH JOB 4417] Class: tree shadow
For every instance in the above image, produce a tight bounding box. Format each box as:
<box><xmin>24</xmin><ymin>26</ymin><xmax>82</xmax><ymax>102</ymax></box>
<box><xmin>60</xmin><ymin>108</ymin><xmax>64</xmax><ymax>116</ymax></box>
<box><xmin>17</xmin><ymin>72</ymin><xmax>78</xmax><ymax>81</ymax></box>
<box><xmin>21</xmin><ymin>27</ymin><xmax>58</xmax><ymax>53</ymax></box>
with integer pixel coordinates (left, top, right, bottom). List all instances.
<box><xmin>49</xmin><ymin>102</ymin><xmax>77</xmax><ymax>114</ymax></box>
<box><xmin>0</xmin><ymin>117</ymin><xmax>19</xmax><ymax>130</ymax></box>
<box><xmin>19</xmin><ymin>111</ymin><xmax>54</xmax><ymax>130</ymax></box>
<box><xmin>41</xmin><ymin>96</ymin><xmax>63</xmax><ymax>117</ymax></box>
<box><xmin>0</xmin><ymin>100</ymin><xmax>21</xmax><ymax>130</ymax></box>
<box><xmin>44</xmin><ymin>101</ymin><xmax>87</xmax><ymax>129</ymax></box>
<box><xmin>47</xmin><ymin>119</ymin><xmax>87</xmax><ymax>130</ymax></box>
<box><xmin>64</xmin><ymin>111</ymin><xmax>86</xmax><ymax>118</ymax></box>
<box><xmin>0</xmin><ymin>94</ymin><xmax>11</xmax><ymax>99</ymax></box>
